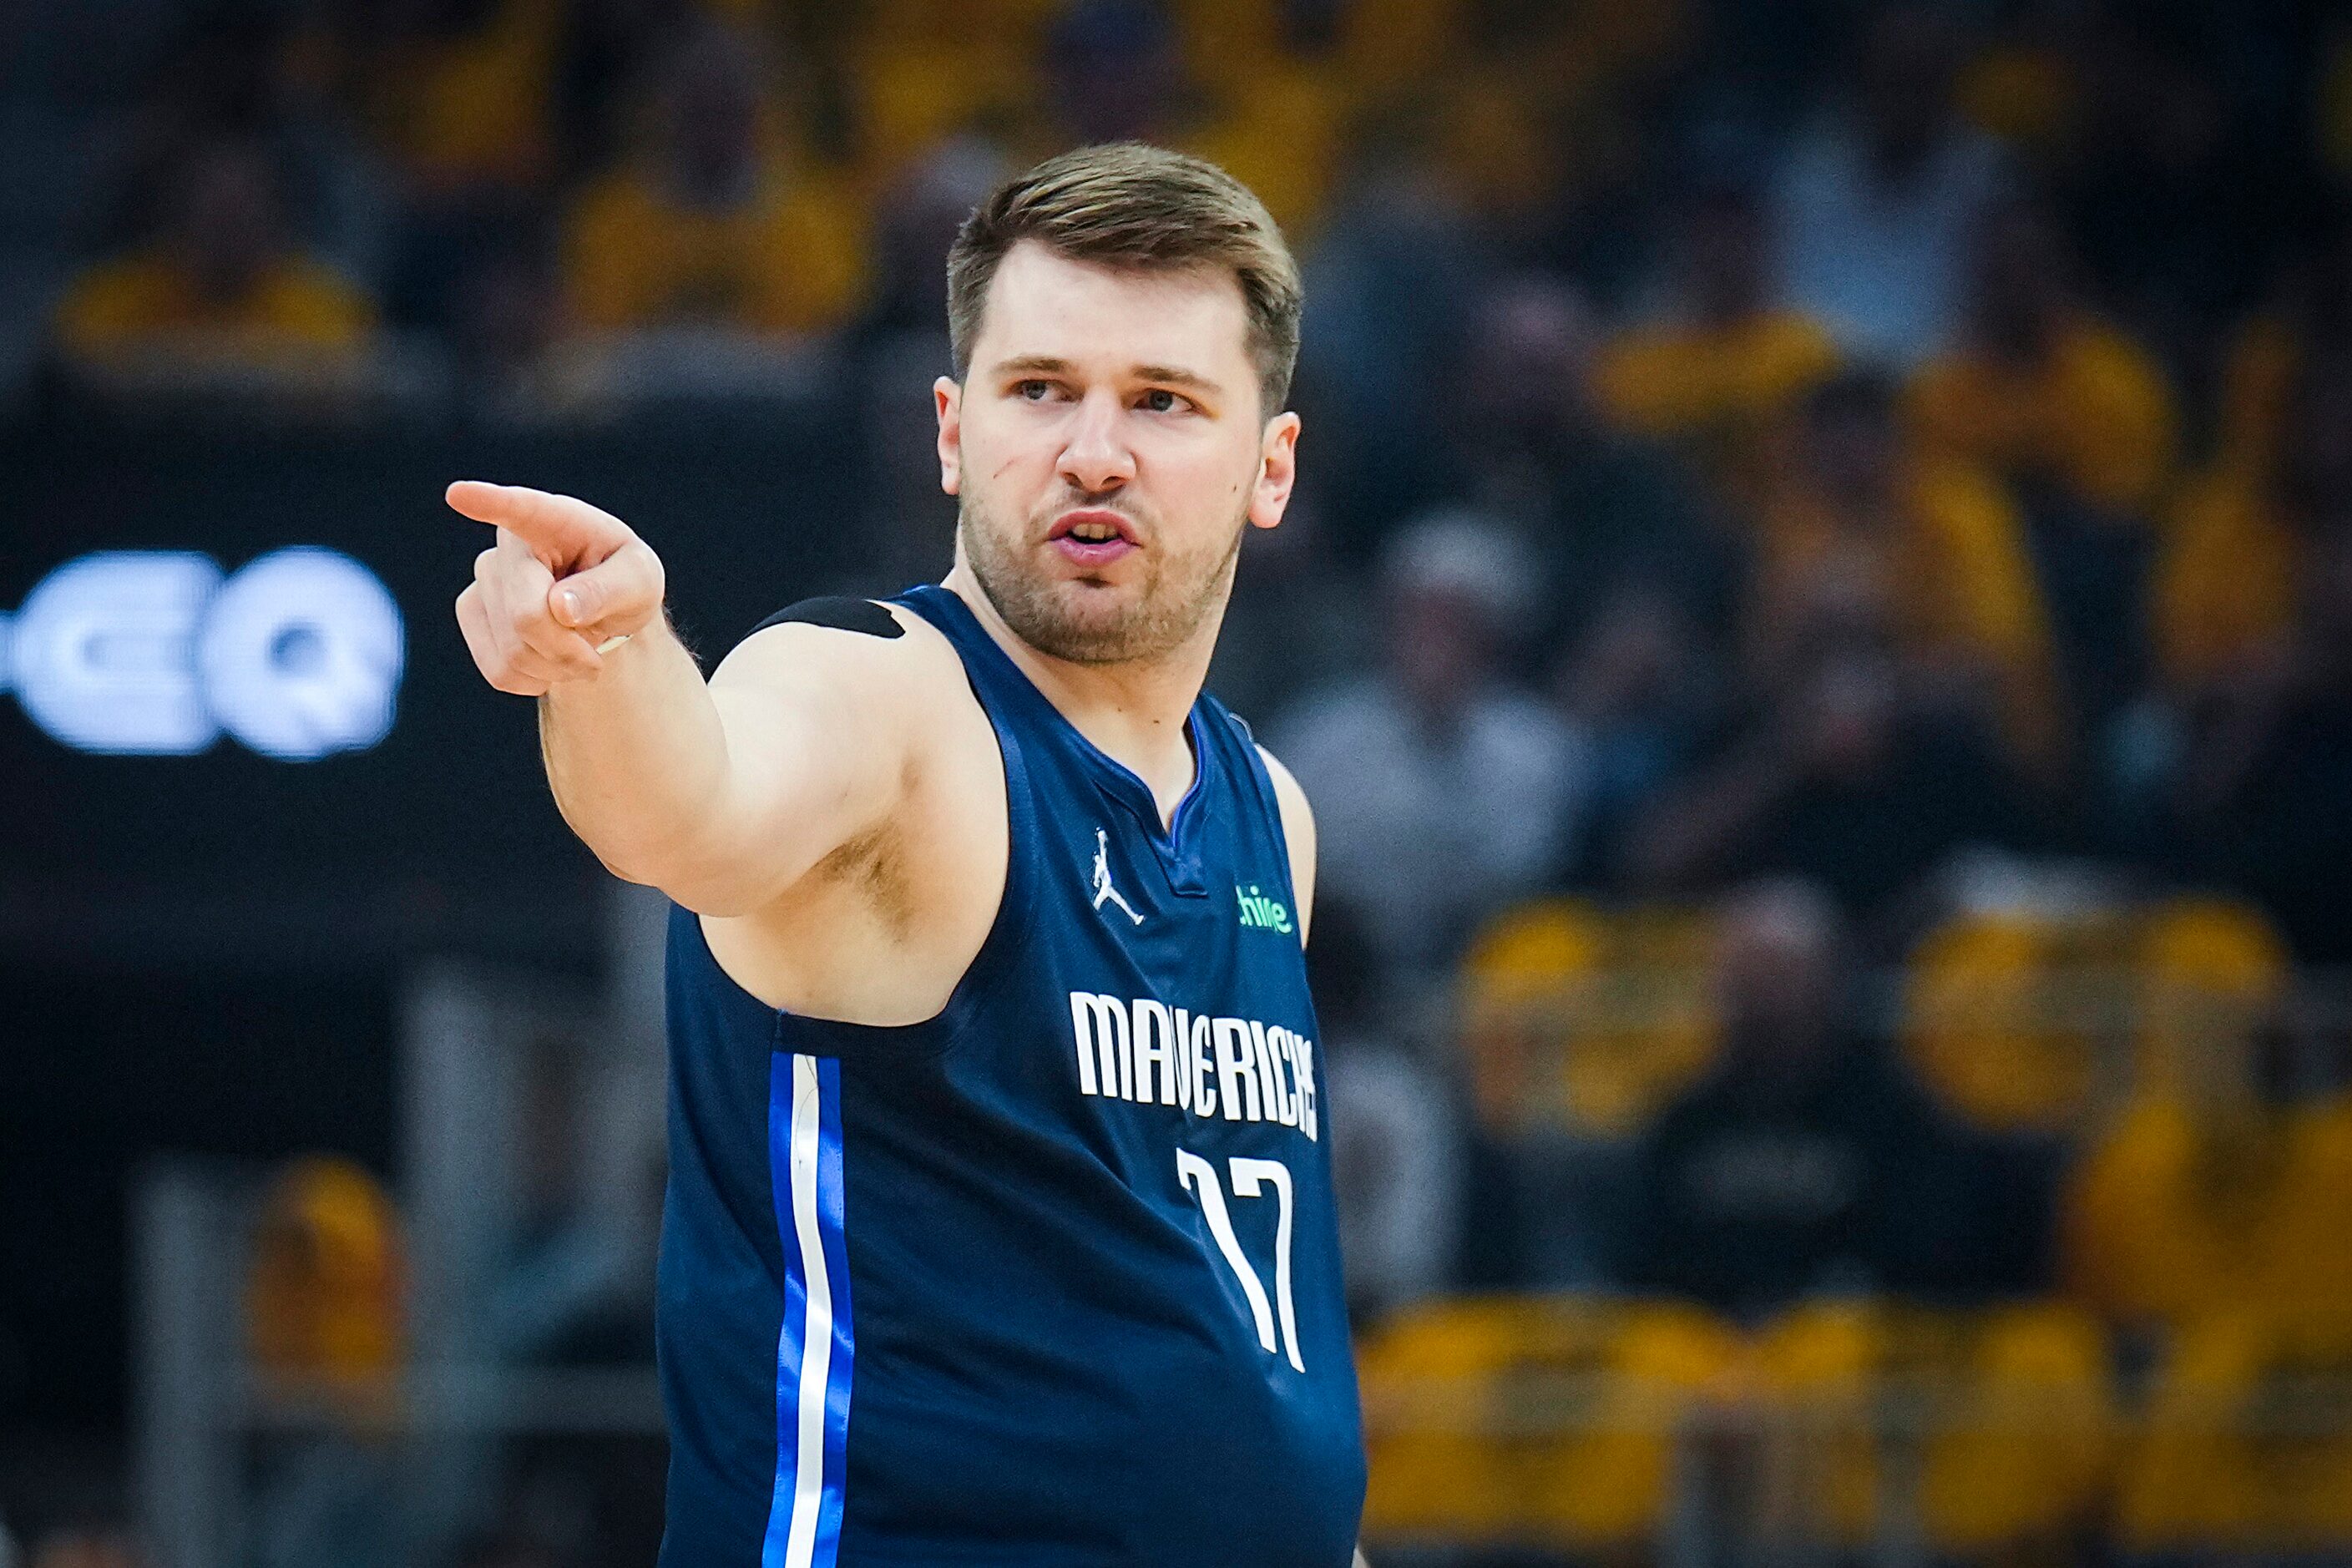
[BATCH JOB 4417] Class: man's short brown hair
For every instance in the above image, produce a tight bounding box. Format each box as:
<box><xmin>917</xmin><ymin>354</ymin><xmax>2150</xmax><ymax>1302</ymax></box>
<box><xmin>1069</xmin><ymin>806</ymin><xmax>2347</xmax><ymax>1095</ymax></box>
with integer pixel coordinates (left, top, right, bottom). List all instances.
<box><xmin>946</xmin><ymin>142</ymin><xmax>1303</xmax><ymax>416</ymax></box>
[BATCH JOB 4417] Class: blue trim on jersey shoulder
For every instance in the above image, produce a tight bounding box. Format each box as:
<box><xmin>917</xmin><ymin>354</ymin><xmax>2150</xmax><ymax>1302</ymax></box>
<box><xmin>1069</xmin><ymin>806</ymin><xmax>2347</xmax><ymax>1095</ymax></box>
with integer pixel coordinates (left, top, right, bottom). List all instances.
<box><xmin>762</xmin><ymin>1052</ymin><xmax>852</xmax><ymax>1568</ymax></box>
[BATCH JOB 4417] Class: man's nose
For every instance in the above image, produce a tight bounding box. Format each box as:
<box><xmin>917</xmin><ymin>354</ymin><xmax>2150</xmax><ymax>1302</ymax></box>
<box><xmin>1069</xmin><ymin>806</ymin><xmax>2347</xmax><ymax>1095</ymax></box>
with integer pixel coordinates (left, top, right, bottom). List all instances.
<box><xmin>1058</xmin><ymin>391</ymin><xmax>1136</xmax><ymax>493</ymax></box>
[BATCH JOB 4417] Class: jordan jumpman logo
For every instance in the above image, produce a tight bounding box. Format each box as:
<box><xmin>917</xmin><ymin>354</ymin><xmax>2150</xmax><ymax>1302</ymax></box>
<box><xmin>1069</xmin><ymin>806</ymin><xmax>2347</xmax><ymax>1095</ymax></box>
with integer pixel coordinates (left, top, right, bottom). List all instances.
<box><xmin>1090</xmin><ymin>827</ymin><xmax>1144</xmax><ymax>925</ymax></box>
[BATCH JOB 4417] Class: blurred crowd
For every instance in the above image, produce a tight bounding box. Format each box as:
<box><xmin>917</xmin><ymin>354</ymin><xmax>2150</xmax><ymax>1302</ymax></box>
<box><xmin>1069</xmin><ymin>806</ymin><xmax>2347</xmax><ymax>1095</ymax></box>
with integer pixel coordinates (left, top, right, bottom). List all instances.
<box><xmin>15</xmin><ymin>0</ymin><xmax>2352</xmax><ymax>1560</ymax></box>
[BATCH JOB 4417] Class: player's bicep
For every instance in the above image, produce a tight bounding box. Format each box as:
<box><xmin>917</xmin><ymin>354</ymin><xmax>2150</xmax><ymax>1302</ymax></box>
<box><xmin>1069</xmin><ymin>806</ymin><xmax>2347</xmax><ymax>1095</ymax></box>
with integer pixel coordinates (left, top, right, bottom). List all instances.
<box><xmin>689</xmin><ymin>620</ymin><xmax>919</xmax><ymax>911</ymax></box>
<box><xmin>1258</xmin><ymin>744</ymin><xmax>1318</xmax><ymax>944</ymax></box>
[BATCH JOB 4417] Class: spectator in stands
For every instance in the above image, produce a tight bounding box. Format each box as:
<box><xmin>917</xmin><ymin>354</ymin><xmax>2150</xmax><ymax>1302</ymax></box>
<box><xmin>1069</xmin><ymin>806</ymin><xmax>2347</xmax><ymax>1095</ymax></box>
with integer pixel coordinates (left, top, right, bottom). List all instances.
<box><xmin>848</xmin><ymin>135</ymin><xmax>1017</xmax><ymax>582</ymax></box>
<box><xmin>1435</xmin><ymin>273</ymin><xmax>1728</xmax><ymax>646</ymax></box>
<box><xmin>1276</xmin><ymin>511</ymin><xmax>1588</xmax><ymax>979</ymax></box>
<box><xmin>2058</xmin><ymin>13</ymin><xmax>2284</xmax><ymax>371</ymax></box>
<box><xmin>1748</xmin><ymin>370</ymin><xmax>2061</xmax><ymax>777</ymax></box>
<box><xmin>1908</xmin><ymin>195</ymin><xmax>2177</xmax><ymax>522</ymax></box>
<box><xmin>1596</xmin><ymin>181</ymin><xmax>1842</xmax><ymax>508</ymax></box>
<box><xmin>1042</xmin><ymin>0</ymin><xmax>1186</xmax><ymax>148</ymax></box>
<box><xmin>1313</xmin><ymin>898</ymin><xmax>1464</xmax><ymax>1323</ymax></box>
<box><xmin>2063</xmin><ymin>994</ymin><xmax>2352</xmax><ymax>1341</ymax></box>
<box><xmin>1621</xmin><ymin>629</ymin><xmax>2033</xmax><ymax>933</ymax></box>
<box><xmin>1548</xmin><ymin>579</ymin><xmax>1720</xmax><ymax>888</ymax></box>
<box><xmin>1043</xmin><ymin>0</ymin><xmax>1340</xmax><ymax>270</ymax></box>
<box><xmin>311</xmin><ymin>0</ymin><xmax>566</xmax><ymax>331</ymax></box>
<box><xmin>1911</xmin><ymin>195</ymin><xmax>2170</xmax><ymax>742</ymax></box>
<box><xmin>336</xmin><ymin>0</ymin><xmax>559</xmax><ymax>201</ymax></box>
<box><xmin>54</xmin><ymin>138</ymin><xmax>377</xmax><ymax>369</ymax></box>
<box><xmin>2175</xmin><ymin>520</ymin><xmax>2352</xmax><ymax>965</ymax></box>
<box><xmin>859</xmin><ymin>135</ymin><xmax>1012</xmax><ymax>342</ymax></box>
<box><xmin>2213</xmin><ymin>210</ymin><xmax>2352</xmax><ymax>483</ymax></box>
<box><xmin>1769</xmin><ymin>4</ymin><xmax>2006</xmax><ymax>368</ymax></box>
<box><xmin>1616</xmin><ymin>880</ymin><xmax>1980</xmax><ymax>1318</ymax></box>
<box><xmin>559</xmin><ymin>19</ymin><xmax>863</xmax><ymax>339</ymax></box>
<box><xmin>2157</xmin><ymin>349</ymin><xmax>2352</xmax><ymax>698</ymax></box>
<box><xmin>1292</xmin><ymin>131</ymin><xmax>1485</xmax><ymax>550</ymax></box>
<box><xmin>553</xmin><ymin>0</ymin><xmax>701</xmax><ymax>188</ymax></box>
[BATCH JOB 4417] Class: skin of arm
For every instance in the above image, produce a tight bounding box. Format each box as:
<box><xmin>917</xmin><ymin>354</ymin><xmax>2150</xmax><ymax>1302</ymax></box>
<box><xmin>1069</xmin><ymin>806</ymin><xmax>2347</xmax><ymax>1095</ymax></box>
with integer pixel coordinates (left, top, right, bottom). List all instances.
<box><xmin>540</xmin><ymin>617</ymin><xmax>923</xmax><ymax>917</ymax></box>
<box><xmin>448</xmin><ymin>479</ymin><xmax>920</xmax><ymax>919</ymax></box>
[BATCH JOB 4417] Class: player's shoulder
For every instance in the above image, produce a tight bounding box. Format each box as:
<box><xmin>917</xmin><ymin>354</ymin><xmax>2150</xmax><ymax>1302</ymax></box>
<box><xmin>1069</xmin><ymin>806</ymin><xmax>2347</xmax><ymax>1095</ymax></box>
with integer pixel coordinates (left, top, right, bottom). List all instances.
<box><xmin>1252</xmin><ymin>739</ymin><xmax>1316</xmax><ymax>851</ymax></box>
<box><xmin>1247</xmin><ymin>731</ymin><xmax>1309</xmax><ymax>814</ymax></box>
<box><xmin>712</xmin><ymin>594</ymin><xmax>974</xmax><ymax>712</ymax></box>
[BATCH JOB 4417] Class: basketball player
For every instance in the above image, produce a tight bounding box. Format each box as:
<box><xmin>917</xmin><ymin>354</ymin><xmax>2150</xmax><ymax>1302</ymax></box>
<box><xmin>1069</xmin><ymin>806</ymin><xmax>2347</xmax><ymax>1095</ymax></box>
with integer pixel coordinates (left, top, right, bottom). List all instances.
<box><xmin>448</xmin><ymin>144</ymin><xmax>1367</xmax><ymax>1565</ymax></box>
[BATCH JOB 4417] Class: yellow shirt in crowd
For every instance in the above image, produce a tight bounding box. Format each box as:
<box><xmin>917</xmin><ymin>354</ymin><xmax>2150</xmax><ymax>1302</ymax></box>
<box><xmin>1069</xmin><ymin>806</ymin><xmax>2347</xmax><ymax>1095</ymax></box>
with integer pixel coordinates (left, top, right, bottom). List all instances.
<box><xmin>562</xmin><ymin>161</ymin><xmax>867</xmax><ymax>336</ymax></box>
<box><xmin>1598</xmin><ymin>311</ymin><xmax>1843</xmax><ymax>439</ymax></box>
<box><xmin>2150</xmin><ymin>466</ymin><xmax>2301</xmax><ymax>690</ymax></box>
<box><xmin>339</xmin><ymin>0</ymin><xmax>559</xmax><ymax>193</ymax></box>
<box><xmin>1907</xmin><ymin>315</ymin><xmax>2177</xmax><ymax>518</ymax></box>
<box><xmin>1597</xmin><ymin>310</ymin><xmax>1843</xmax><ymax>504</ymax></box>
<box><xmin>55</xmin><ymin>250</ymin><xmax>377</xmax><ymax>357</ymax></box>
<box><xmin>1753</xmin><ymin>458</ymin><xmax>2062</xmax><ymax>767</ymax></box>
<box><xmin>2063</xmin><ymin>1095</ymin><xmax>2352</xmax><ymax>1338</ymax></box>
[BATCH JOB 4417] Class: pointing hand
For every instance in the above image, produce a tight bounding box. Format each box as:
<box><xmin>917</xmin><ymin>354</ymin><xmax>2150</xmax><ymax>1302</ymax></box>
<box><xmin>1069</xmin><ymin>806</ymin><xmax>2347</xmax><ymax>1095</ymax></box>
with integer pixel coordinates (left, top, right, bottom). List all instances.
<box><xmin>447</xmin><ymin>481</ymin><xmax>666</xmax><ymax>695</ymax></box>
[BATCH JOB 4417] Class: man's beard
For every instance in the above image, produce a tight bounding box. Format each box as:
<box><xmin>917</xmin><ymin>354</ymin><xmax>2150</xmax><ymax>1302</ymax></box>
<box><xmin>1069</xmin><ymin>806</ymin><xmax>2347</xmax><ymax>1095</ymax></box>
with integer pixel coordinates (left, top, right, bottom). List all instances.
<box><xmin>958</xmin><ymin>492</ymin><xmax>1244</xmax><ymax>666</ymax></box>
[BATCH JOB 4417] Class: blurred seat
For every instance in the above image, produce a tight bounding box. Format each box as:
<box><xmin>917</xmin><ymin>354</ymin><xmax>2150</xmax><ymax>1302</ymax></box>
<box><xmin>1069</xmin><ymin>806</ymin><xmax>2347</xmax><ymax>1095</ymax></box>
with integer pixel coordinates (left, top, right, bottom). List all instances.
<box><xmin>1749</xmin><ymin>1299</ymin><xmax>2115</xmax><ymax>1555</ymax></box>
<box><xmin>246</xmin><ymin>1155</ymin><xmax>407</xmax><ymax>1392</ymax></box>
<box><xmin>1458</xmin><ymin>899</ymin><xmax>1719</xmax><ymax>1141</ymax></box>
<box><xmin>2132</xmin><ymin>896</ymin><xmax>2288</xmax><ymax>1103</ymax></box>
<box><xmin>1357</xmin><ymin>1293</ymin><xmax>1737</xmax><ymax>1550</ymax></box>
<box><xmin>2119</xmin><ymin>1312</ymin><xmax>2352</xmax><ymax>1553</ymax></box>
<box><xmin>1901</xmin><ymin>908</ymin><xmax>2112</xmax><ymax>1135</ymax></box>
<box><xmin>1919</xmin><ymin>1302</ymin><xmax>2116</xmax><ymax>1555</ymax></box>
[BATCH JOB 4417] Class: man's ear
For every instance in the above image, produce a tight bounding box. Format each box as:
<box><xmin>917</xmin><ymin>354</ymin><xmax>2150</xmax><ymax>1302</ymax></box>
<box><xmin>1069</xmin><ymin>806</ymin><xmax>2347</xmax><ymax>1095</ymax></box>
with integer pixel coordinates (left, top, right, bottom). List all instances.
<box><xmin>934</xmin><ymin>375</ymin><xmax>964</xmax><ymax>497</ymax></box>
<box><xmin>1248</xmin><ymin>411</ymin><xmax>1302</xmax><ymax>531</ymax></box>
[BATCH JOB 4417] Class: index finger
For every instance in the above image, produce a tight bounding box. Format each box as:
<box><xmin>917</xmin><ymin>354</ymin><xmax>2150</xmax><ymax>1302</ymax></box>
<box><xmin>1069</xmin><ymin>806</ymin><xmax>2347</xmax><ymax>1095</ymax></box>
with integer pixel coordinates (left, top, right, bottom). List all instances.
<box><xmin>444</xmin><ymin>481</ymin><xmax>629</xmax><ymax>556</ymax></box>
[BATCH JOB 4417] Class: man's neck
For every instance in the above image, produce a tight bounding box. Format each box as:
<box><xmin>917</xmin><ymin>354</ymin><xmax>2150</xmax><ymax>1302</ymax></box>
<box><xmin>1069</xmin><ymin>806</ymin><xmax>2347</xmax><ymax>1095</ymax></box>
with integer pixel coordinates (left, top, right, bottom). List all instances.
<box><xmin>942</xmin><ymin>563</ymin><xmax>1222</xmax><ymax>831</ymax></box>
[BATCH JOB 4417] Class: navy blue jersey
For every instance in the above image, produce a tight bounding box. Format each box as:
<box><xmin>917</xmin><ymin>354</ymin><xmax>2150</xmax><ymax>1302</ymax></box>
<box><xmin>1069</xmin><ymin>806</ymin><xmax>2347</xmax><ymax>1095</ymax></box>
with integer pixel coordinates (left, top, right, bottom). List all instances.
<box><xmin>657</xmin><ymin>584</ymin><xmax>1366</xmax><ymax>1567</ymax></box>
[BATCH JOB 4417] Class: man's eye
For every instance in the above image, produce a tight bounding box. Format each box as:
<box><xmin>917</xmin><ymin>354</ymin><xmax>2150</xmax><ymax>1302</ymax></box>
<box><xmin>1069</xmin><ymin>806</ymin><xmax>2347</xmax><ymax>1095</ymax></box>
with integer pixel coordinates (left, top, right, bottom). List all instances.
<box><xmin>1141</xmin><ymin>389</ymin><xmax>1190</xmax><ymax>413</ymax></box>
<box><xmin>1016</xmin><ymin>380</ymin><xmax>1055</xmax><ymax>401</ymax></box>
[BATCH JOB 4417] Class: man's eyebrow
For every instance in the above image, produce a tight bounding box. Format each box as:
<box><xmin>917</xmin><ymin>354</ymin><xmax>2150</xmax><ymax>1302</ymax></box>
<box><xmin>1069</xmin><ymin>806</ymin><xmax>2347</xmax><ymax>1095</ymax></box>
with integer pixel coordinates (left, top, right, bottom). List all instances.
<box><xmin>987</xmin><ymin>354</ymin><xmax>1223</xmax><ymax>394</ymax></box>
<box><xmin>990</xmin><ymin>355</ymin><xmax>1076</xmax><ymax>377</ymax></box>
<box><xmin>1131</xmin><ymin>364</ymin><xmax>1222</xmax><ymax>393</ymax></box>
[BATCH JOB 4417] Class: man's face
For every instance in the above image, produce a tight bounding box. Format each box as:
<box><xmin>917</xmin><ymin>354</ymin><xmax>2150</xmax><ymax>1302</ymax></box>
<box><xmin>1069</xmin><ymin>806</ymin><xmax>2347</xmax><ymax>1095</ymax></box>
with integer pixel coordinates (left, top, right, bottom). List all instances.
<box><xmin>936</xmin><ymin>240</ymin><xmax>1298</xmax><ymax>665</ymax></box>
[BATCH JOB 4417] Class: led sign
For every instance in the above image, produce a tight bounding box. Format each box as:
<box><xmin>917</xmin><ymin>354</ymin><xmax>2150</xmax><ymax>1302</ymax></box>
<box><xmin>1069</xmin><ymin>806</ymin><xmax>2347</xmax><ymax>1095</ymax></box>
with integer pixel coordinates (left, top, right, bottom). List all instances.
<box><xmin>1</xmin><ymin>548</ymin><xmax>404</xmax><ymax>759</ymax></box>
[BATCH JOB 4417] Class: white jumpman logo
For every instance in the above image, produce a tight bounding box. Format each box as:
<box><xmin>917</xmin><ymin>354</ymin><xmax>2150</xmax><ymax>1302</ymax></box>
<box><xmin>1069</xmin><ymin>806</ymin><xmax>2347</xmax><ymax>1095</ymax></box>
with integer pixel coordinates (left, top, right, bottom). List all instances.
<box><xmin>1091</xmin><ymin>827</ymin><xmax>1144</xmax><ymax>925</ymax></box>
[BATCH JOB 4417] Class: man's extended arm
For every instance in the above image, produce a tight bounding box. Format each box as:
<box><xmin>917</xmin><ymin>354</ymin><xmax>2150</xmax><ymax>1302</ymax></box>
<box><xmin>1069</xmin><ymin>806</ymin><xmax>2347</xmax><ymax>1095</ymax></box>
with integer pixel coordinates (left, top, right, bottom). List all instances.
<box><xmin>449</xmin><ymin>481</ymin><xmax>907</xmax><ymax>915</ymax></box>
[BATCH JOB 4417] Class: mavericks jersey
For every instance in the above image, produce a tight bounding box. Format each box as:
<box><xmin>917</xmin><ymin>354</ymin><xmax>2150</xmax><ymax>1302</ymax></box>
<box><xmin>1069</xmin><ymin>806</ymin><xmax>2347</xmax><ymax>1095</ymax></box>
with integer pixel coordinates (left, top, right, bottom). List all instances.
<box><xmin>657</xmin><ymin>584</ymin><xmax>1367</xmax><ymax>1566</ymax></box>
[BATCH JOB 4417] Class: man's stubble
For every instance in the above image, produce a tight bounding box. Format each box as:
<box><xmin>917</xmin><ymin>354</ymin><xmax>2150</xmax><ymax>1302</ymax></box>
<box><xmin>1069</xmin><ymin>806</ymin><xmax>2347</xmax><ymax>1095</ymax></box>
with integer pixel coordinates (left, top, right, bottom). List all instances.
<box><xmin>957</xmin><ymin>490</ymin><xmax>1246</xmax><ymax>668</ymax></box>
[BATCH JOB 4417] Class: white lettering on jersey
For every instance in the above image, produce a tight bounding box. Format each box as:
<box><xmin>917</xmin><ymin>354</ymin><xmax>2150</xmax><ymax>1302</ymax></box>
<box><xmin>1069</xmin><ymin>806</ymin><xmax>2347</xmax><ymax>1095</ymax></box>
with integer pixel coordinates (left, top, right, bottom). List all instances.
<box><xmin>1186</xmin><ymin>1009</ymin><xmax>1214</xmax><ymax>1117</ymax></box>
<box><xmin>1068</xmin><ymin>991</ymin><xmax>1129</xmax><ymax>1099</ymax></box>
<box><xmin>1133</xmin><ymin>998</ymin><xmax>1176</xmax><ymax>1106</ymax></box>
<box><xmin>1065</xmin><ymin>991</ymin><xmax>1319</xmax><ymax>1141</ymax></box>
<box><xmin>1213</xmin><ymin>1018</ymin><xmax>1260</xmax><ymax>1123</ymax></box>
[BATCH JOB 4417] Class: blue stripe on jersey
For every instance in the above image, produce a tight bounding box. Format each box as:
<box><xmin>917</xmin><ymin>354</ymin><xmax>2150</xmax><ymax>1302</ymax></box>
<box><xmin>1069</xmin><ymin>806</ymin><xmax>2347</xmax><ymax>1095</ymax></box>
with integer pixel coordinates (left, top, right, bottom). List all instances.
<box><xmin>762</xmin><ymin>1052</ymin><xmax>853</xmax><ymax>1568</ymax></box>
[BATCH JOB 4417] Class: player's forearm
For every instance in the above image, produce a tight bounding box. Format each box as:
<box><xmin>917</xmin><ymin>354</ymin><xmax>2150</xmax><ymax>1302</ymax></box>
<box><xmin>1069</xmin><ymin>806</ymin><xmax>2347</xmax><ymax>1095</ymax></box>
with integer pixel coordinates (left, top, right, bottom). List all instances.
<box><xmin>537</xmin><ymin>614</ymin><xmax>738</xmax><ymax>891</ymax></box>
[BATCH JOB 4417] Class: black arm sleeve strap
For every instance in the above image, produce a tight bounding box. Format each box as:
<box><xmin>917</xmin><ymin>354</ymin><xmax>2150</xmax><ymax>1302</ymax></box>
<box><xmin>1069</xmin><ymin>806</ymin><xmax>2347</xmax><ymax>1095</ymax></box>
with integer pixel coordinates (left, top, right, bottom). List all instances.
<box><xmin>746</xmin><ymin>596</ymin><xmax>904</xmax><ymax>640</ymax></box>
